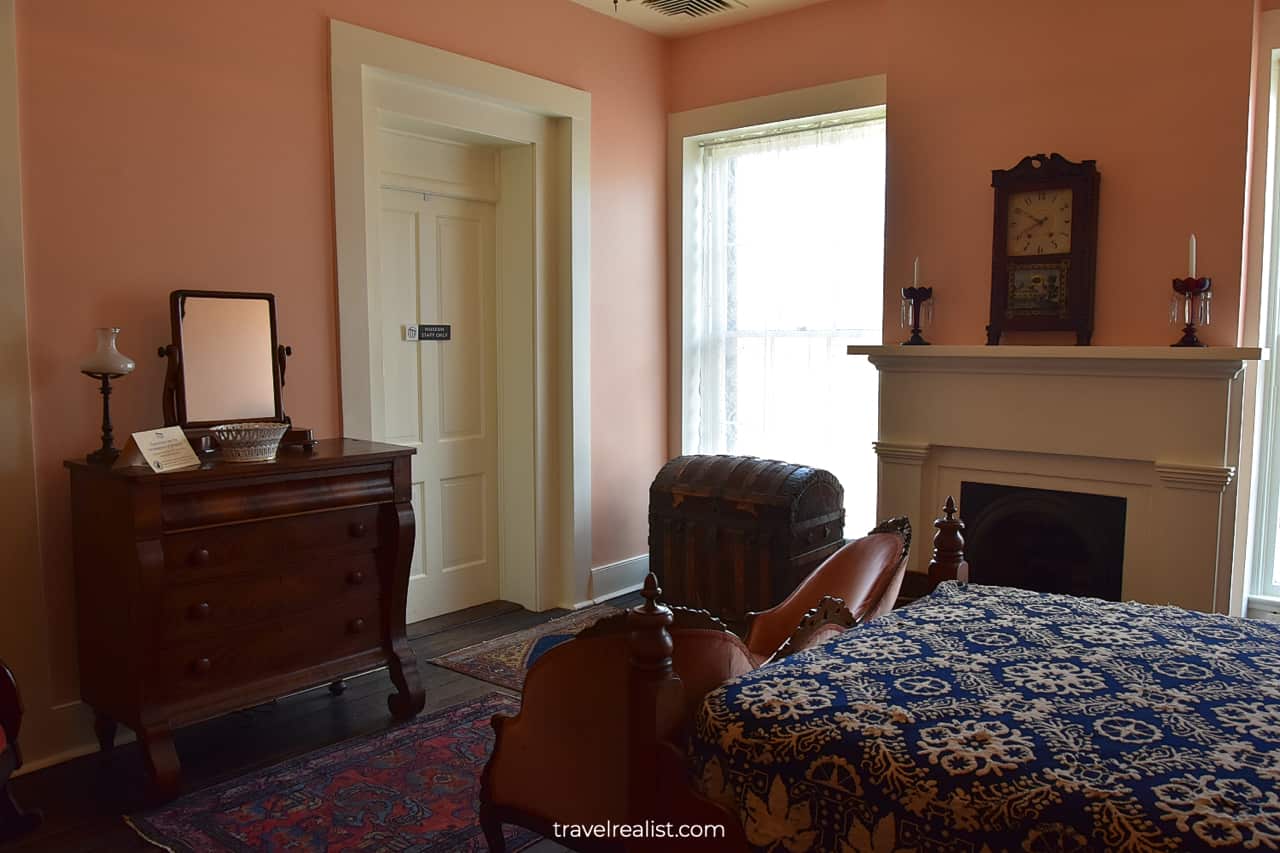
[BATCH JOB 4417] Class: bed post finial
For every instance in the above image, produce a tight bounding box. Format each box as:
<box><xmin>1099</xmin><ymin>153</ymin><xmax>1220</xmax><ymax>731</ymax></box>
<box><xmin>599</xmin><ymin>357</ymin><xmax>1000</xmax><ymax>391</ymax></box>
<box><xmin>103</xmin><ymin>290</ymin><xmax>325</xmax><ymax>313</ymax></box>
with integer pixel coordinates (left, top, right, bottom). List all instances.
<box><xmin>629</xmin><ymin>572</ymin><xmax>673</xmax><ymax>670</ymax></box>
<box><xmin>928</xmin><ymin>496</ymin><xmax>969</xmax><ymax>589</ymax></box>
<box><xmin>639</xmin><ymin>572</ymin><xmax>663</xmax><ymax>612</ymax></box>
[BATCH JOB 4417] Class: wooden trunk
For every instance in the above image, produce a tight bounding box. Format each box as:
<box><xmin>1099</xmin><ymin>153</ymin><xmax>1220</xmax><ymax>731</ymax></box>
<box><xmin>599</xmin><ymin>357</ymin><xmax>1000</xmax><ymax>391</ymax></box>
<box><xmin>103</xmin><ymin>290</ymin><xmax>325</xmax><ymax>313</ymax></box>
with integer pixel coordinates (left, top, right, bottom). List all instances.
<box><xmin>648</xmin><ymin>455</ymin><xmax>845</xmax><ymax>626</ymax></box>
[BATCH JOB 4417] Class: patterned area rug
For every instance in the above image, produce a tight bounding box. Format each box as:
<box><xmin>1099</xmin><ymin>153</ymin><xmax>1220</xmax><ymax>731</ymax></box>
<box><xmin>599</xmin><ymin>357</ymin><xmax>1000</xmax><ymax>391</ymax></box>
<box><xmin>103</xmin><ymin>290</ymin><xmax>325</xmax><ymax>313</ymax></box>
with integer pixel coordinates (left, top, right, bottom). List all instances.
<box><xmin>430</xmin><ymin>603</ymin><xmax>622</xmax><ymax>690</ymax></box>
<box><xmin>127</xmin><ymin>693</ymin><xmax>535</xmax><ymax>852</ymax></box>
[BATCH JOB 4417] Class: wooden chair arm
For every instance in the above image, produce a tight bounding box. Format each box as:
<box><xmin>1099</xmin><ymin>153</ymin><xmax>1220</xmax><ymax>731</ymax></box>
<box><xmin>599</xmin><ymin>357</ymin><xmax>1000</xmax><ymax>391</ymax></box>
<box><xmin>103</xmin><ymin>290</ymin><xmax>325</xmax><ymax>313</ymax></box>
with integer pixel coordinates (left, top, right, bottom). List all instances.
<box><xmin>668</xmin><ymin>604</ymin><xmax>732</xmax><ymax>633</ymax></box>
<box><xmin>742</xmin><ymin>521</ymin><xmax>907</xmax><ymax>660</ymax></box>
<box><xmin>766</xmin><ymin>596</ymin><xmax>859</xmax><ymax>663</ymax></box>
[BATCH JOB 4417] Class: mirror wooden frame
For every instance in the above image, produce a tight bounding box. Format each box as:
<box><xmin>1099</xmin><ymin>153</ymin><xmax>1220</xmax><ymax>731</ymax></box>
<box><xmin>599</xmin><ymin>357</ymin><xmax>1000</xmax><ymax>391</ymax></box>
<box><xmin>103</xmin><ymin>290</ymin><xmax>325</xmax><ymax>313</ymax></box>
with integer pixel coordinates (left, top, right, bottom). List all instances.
<box><xmin>159</xmin><ymin>289</ymin><xmax>285</xmax><ymax>429</ymax></box>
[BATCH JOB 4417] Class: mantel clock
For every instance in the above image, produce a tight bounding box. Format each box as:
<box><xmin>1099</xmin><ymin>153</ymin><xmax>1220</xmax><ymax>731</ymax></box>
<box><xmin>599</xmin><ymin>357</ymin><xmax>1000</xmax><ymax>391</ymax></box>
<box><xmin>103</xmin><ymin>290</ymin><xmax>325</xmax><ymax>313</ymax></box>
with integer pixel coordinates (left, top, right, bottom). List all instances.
<box><xmin>987</xmin><ymin>153</ymin><xmax>1100</xmax><ymax>345</ymax></box>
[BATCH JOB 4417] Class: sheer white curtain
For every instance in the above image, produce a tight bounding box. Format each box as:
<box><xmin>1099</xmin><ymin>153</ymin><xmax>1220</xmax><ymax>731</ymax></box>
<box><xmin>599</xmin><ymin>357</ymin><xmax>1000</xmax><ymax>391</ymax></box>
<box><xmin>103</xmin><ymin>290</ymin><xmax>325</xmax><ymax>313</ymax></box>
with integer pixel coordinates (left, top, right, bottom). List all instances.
<box><xmin>683</xmin><ymin>116</ymin><xmax>886</xmax><ymax>530</ymax></box>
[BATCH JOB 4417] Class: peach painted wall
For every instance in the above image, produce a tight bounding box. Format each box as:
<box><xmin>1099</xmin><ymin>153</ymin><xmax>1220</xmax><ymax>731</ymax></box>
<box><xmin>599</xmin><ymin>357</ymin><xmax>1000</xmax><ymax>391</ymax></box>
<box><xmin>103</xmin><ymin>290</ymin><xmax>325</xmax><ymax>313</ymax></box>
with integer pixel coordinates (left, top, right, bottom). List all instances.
<box><xmin>669</xmin><ymin>0</ymin><xmax>1256</xmax><ymax>347</ymax></box>
<box><xmin>16</xmin><ymin>0</ymin><xmax>666</xmax><ymax>719</ymax></box>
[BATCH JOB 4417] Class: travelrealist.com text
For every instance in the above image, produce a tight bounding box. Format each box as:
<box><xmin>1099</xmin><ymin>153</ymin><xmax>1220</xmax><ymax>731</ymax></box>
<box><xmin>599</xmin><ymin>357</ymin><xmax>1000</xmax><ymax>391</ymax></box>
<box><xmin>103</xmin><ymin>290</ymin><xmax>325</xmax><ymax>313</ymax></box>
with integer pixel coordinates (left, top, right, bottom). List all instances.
<box><xmin>552</xmin><ymin>821</ymin><xmax>727</xmax><ymax>840</ymax></box>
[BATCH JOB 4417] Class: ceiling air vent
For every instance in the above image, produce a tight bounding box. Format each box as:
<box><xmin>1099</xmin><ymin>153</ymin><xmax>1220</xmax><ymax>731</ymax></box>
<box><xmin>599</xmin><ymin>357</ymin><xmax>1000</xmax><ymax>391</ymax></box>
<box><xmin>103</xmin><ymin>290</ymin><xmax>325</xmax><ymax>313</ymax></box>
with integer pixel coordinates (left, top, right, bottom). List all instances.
<box><xmin>641</xmin><ymin>0</ymin><xmax>740</xmax><ymax>17</ymax></box>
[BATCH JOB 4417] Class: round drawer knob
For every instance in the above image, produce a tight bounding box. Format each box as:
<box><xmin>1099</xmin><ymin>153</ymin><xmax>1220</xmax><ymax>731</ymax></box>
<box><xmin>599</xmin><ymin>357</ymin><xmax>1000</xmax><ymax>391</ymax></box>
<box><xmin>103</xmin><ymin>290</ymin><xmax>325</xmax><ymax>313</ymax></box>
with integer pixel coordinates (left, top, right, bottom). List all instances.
<box><xmin>189</xmin><ymin>548</ymin><xmax>211</xmax><ymax>566</ymax></box>
<box><xmin>346</xmin><ymin>570</ymin><xmax>365</xmax><ymax>586</ymax></box>
<box><xmin>192</xmin><ymin>657</ymin><xmax>212</xmax><ymax>676</ymax></box>
<box><xmin>188</xmin><ymin>602</ymin><xmax>211</xmax><ymax>620</ymax></box>
<box><xmin>349</xmin><ymin>522</ymin><xmax>367</xmax><ymax>538</ymax></box>
<box><xmin>806</xmin><ymin>530</ymin><xmax>817</xmax><ymax>544</ymax></box>
<box><xmin>348</xmin><ymin>617</ymin><xmax>366</xmax><ymax>634</ymax></box>
<box><xmin>822</xmin><ymin>525</ymin><xmax>831</xmax><ymax>538</ymax></box>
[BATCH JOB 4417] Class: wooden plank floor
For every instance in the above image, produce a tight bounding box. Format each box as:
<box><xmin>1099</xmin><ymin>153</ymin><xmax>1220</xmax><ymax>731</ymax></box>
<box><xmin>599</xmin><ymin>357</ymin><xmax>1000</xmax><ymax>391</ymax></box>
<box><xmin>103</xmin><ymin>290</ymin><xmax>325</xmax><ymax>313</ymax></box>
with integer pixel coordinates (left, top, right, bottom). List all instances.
<box><xmin>8</xmin><ymin>595</ymin><xmax>639</xmax><ymax>852</ymax></box>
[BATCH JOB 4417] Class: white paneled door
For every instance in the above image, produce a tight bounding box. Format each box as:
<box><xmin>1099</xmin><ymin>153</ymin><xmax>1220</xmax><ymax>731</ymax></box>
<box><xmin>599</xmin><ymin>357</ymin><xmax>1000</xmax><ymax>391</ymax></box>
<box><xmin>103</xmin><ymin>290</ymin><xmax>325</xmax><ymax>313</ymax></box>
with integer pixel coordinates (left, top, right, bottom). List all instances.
<box><xmin>379</xmin><ymin>187</ymin><xmax>499</xmax><ymax>622</ymax></box>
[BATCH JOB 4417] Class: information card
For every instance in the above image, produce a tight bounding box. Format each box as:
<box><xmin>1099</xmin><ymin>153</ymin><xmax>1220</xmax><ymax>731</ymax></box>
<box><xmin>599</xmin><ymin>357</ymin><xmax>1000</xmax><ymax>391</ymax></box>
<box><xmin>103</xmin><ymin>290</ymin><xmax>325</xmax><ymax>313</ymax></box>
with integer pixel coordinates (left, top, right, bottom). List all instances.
<box><xmin>115</xmin><ymin>426</ymin><xmax>202</xmax><ymax>473</ymax></box>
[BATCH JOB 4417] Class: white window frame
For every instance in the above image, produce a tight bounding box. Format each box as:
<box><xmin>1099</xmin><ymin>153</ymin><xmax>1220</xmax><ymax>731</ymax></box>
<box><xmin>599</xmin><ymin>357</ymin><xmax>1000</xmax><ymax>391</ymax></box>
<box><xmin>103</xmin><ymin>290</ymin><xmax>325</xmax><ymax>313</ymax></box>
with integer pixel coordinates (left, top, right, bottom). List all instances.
<box><xmin>685</xmin><ymin>109</ymin><xmax>886</xmax><ymax>460</ymax></box>
<box><xmin>1241</xmin><ymin>12</ymin><xmax>1280</xmax><ymax>616</ymax></box>
<box><xmin>666</xmin><ymin>75</ymin><xmax>888</xmax><ymax>454</ymax></box>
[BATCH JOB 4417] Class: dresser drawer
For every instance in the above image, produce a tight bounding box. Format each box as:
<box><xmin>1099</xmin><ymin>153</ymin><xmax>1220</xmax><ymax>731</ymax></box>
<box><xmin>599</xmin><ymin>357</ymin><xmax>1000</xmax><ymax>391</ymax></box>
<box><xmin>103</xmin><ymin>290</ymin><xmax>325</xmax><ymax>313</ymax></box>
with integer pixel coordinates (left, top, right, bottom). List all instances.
<box><xmin>162</xmin><ymin>505</ymin><xmax>381</xmax><ymax>578</ymax></box>
<box><xmin>156</xmin><ymin>552</ymin><xmax>380</xmax><ymax>646</ymax></box>
<box><xmin>161</xmin><ymin>465</ymin><xmax>396</xmax><ymax>529</ymax></box>
<box><xmin>147</xmin><ymin>595</ymin><xmax>383</xmax><ymax>705</ymax></box>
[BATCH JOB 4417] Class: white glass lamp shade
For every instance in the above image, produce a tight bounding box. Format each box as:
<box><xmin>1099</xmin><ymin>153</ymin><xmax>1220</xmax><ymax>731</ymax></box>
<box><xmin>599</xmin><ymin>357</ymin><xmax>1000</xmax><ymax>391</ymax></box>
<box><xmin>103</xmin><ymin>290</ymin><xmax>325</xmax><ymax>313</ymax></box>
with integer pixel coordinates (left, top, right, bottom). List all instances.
<box><xmin>79</xmin><ymin>327</ymin><xmax>136</xmax><ymax>376</ymax></box>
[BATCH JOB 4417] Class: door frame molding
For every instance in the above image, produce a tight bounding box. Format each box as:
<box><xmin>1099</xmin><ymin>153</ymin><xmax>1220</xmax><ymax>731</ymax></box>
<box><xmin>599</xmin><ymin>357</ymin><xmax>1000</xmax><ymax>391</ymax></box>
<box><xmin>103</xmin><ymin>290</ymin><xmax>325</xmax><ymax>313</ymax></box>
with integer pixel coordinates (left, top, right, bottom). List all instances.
<box><xmin>0</xmin><ymin>0</ymin><xmax>68</xmax><ymax>771</ymax></box>
<box><xmin>331</xmin><ymin>20</ymin><xmax>592</xmax><ymax>611</ymax></box>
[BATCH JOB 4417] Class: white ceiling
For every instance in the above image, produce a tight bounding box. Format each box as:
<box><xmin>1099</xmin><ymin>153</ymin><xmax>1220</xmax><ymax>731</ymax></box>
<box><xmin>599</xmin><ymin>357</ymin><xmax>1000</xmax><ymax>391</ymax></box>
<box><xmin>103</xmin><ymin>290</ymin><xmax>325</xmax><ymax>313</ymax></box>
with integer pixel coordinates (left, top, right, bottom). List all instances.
<box><xmin>570</xmin><ymin>0</ymin><xmax>831</xmax><ymax>38</ymax></box>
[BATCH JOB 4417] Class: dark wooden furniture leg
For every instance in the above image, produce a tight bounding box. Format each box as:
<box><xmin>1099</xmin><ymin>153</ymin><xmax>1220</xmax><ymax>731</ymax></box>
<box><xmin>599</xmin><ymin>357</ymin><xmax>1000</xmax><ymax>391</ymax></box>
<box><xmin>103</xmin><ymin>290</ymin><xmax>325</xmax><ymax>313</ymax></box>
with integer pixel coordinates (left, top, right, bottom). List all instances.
<box><xmin>479</xmin><ymin>802</ymin><xmax>507</xmax><ymax>853</ymax></box>
<box><xmin>139</xmin><ymin>724</ymin><xmax>182</xmax><ymax>803</ymax></box>
<box><xmin>387</xmin><ymin>646</ymin><xmax>425</xmax><ymax>719</ymax></box>
<box><xmin>0</xmin><ymin>751</ymin><xmax>42</xmax><ymax>844</ymax></box>
<box><xmin>384</xmin><ymin>496</ymin><xmax>425</xmax><ymax>719</ymax></box>
<box><xmin>93</xmin><ymin>712</ymin><xmax>117</xmax><ymax>755</ymax></box>
<box><xmin>0</xmin><ymin>660</ymin><xmax>41</xmax><ymax>842</ymax></box>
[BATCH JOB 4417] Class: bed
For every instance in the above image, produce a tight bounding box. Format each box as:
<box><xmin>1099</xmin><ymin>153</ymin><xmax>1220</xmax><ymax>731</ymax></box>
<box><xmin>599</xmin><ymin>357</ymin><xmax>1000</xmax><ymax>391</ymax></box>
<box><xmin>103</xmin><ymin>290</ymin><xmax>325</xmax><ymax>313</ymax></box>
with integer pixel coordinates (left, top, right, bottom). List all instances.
<box><xmin>689</xmin><ymin>581</ymin><xmax>1280</xmax><ymax>852</ymax></box>
<box><xmin>480</xmin><ymin>498</ymin><xmax>1280</xmax><ymax>852</ymax></box>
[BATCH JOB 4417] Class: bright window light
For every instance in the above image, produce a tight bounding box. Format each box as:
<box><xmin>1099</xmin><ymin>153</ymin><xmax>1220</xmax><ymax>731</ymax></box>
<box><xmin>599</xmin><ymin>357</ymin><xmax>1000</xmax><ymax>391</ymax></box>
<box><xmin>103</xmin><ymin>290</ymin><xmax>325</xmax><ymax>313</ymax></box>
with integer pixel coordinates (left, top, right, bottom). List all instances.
<box><xmin>684</xmin><ymin>113</ymin><xmax>886</xmax><ymax>530</ymax></box>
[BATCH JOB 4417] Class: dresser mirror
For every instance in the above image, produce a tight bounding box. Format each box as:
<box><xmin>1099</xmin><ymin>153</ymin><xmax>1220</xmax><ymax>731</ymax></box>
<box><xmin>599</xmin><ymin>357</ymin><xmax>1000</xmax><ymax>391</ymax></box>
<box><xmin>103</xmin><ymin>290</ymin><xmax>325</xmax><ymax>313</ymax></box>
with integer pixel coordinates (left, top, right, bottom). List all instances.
<box><xmin>160</xmin><ymin>290</ymin><xmax>285</xmax><ymax>428</ymax></box>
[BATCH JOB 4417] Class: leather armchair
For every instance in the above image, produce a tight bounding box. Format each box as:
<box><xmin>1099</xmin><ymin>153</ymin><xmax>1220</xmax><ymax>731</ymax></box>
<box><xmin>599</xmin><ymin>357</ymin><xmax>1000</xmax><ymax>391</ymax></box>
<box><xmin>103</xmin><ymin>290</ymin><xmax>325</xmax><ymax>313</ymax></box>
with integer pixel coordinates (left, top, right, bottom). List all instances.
<box><xmin>743</xmin><ymin>517</ymin><xmax>911</xmax><ymax>664</ymax></box>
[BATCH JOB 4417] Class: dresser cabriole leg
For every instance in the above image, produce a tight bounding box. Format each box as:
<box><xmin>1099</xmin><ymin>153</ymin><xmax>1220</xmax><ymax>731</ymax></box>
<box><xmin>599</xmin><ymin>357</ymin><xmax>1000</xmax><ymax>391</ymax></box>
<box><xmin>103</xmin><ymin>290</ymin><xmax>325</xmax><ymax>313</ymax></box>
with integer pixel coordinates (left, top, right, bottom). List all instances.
<box><xmin>138</xmin><ymin>724</ymin><xmax>181</xmax><ymax>803</ymax></box>
<box><xmin>93</xmin><ymin>711</ymin><xmax>117</xmax><ymax>755</ymax></box>
<box><xmin>387</xmin><ymin>646</ymin><xmax>425</xmax><ymax>719</ymax></box>
<box><xmin>383</xmin><ymin>492</ymin><xmax>424</xmax><ymax>720</ymax></box>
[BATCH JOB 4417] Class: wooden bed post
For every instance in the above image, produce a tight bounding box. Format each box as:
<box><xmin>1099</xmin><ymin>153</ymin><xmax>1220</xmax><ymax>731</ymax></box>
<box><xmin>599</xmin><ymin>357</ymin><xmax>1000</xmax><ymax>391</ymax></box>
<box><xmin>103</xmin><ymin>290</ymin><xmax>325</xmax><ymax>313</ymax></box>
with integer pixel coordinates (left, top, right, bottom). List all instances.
<box><xmin>624</xmin><ymin>575</ymin><xmax>749</xmax><ymax>851</ymax></box>
<box><xmin>626</xmin><ymin>574</ymin><xmax>680</xmax><ymax>826</ymax></box>
<box><xmin>928</xmin><ymin>496</ymin><xmax>970</xmax><ymax>588</ymax></box>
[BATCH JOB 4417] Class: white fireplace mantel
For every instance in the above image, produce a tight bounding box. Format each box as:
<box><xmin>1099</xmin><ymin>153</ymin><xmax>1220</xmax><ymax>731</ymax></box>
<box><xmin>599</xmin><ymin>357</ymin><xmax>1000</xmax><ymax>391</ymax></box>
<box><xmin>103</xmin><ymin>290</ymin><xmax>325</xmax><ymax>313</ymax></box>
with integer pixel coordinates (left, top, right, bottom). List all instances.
<box><xmin>847</xmin><ymin>345</ymin><xmax>1263</xmax><ymax>378</ymax></box>
<box><xmin>848</xmin><ymin>345</ymin><xmax>1266</xmax><ymax>614</ymax></box>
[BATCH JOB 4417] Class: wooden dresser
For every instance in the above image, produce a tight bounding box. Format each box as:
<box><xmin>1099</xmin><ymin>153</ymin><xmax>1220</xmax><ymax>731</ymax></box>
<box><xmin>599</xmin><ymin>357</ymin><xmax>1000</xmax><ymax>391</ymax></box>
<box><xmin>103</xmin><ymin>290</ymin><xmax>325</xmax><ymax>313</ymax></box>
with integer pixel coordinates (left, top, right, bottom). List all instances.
<box><xmin>65</xmin><ymin>439</ymin><xmax>424</xmax><ymax>800</ymax></box>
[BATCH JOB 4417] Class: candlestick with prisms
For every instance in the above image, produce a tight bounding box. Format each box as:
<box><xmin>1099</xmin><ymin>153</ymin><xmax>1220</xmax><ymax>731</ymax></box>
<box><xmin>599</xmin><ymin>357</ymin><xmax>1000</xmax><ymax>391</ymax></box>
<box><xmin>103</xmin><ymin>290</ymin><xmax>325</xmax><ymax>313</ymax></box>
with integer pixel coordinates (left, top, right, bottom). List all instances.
<box><xmin>1170</xmin><ymin>233</ymin><xmax>1211</xmax><ymax>348</ymax></box>
<box><xmin>901</xmin><ymin>256</ymin><xmax>934</xmax><ymax>346</ymax></box>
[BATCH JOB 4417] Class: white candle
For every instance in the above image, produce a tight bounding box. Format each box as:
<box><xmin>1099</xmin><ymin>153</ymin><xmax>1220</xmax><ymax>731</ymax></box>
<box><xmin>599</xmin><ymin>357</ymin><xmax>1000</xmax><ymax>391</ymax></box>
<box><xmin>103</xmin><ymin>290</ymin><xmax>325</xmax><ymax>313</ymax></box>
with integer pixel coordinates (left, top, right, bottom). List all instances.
<box><xmin>1189</xmin><ymin>233</ymin><xmax>1197</xmax><ymax>279</ymax></box>
<box><xmin>913</xmin><ymin>256</ymin><xmax>920</xmax><ymax>286</ymax></box>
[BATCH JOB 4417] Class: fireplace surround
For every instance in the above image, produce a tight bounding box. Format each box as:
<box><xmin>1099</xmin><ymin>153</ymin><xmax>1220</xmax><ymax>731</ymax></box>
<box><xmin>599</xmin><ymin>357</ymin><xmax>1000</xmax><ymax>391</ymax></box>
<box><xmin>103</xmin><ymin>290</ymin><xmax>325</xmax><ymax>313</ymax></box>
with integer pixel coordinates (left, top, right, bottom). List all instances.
<box><xmin>849</xmin><ymin>345</ymin><xmax>1264</xmax><ymax>613</ymax></box>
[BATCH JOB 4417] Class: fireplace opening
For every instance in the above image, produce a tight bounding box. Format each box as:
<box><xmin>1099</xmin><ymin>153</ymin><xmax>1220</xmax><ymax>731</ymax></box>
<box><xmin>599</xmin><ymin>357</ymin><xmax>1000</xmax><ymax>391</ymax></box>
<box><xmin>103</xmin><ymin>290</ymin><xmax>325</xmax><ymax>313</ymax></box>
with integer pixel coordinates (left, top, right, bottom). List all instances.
<box><xmin>958</xmin><ymin>482</ymin><xmax>1126</xmax><ymax>600</ymax></box>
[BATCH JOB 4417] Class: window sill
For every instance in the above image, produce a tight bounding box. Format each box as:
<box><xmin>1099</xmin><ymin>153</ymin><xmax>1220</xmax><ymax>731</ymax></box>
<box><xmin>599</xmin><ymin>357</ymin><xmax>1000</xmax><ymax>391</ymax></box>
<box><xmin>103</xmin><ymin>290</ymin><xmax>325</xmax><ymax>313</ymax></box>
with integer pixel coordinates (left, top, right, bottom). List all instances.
<box><xmin>1247</xmin><ymin>594</ymin><xmax>1280</xmax><ymax>621</ymax></box>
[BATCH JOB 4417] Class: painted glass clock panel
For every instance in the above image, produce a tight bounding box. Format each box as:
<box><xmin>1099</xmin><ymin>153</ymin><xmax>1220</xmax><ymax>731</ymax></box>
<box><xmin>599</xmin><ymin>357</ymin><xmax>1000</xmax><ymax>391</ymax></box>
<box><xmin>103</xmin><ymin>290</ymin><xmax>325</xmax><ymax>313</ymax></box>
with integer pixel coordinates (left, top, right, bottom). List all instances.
<box><xmin>1007</xmin><ymin>260</ymin><xmax>1071</xmax><ymax>319</ymax></box>
<box><xmin>1006</xmin><ymin>188</ymin><xmax>1073</xmax><ymax>256</ymax></box>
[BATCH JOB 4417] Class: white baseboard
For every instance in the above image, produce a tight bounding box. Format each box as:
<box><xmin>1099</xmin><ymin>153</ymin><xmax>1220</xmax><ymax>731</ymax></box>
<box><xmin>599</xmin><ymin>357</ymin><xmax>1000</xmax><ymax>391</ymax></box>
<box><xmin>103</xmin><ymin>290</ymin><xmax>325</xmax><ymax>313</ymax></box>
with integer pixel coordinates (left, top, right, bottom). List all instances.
<box><xmin>14</xmin><ymin>732</ymin><xmax>135</xmax><ymax>777</ymax></box>
<box><xmin>14</xmin><ymin>698</ymin><xmax>136</xmax><ymax>776</ymax></box>
<box><xmin>577</xmin><ymin>553</ymin><xmax>648</xmax><ymax>608</ymax></box>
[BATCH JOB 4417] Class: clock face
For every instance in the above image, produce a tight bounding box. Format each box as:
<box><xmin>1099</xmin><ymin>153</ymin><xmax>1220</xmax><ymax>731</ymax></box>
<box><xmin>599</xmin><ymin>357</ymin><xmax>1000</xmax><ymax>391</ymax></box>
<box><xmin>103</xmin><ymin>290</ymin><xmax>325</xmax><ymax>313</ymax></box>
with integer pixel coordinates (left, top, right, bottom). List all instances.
<box><xmin>1006</xmin><ymin>188</ymin><xmax>1073</xmax><ymax>257</ymax></box>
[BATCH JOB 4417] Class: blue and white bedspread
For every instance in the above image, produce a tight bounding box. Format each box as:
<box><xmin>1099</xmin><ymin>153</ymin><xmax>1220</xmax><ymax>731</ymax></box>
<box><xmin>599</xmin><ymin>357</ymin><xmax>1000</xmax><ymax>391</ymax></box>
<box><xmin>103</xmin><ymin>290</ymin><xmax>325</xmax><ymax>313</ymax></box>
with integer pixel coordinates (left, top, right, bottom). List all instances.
<box><xmin>689</xmin><ymin>582</ymin><xmax>1280</xmax><ymax>852</ymax></box>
